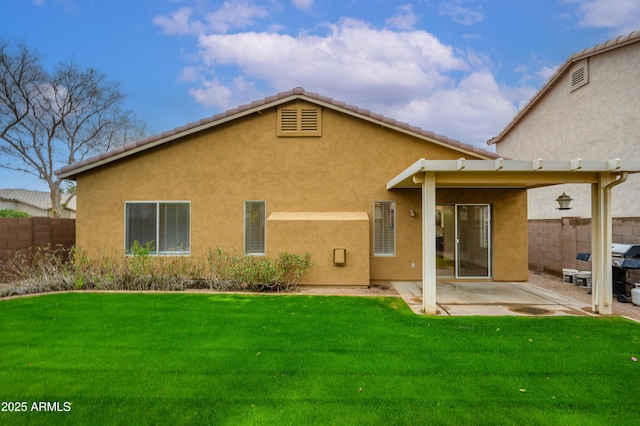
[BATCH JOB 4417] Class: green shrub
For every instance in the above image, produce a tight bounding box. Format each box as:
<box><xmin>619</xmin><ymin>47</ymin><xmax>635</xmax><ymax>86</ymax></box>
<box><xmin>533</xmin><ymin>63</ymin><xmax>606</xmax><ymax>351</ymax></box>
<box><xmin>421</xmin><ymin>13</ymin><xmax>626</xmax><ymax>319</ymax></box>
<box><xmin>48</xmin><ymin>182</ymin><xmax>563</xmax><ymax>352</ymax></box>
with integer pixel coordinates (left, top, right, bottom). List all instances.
<box><xmin>0</xmin><ymin>209</ymin><xmax>29</xmax><ymax>218</ymax></box>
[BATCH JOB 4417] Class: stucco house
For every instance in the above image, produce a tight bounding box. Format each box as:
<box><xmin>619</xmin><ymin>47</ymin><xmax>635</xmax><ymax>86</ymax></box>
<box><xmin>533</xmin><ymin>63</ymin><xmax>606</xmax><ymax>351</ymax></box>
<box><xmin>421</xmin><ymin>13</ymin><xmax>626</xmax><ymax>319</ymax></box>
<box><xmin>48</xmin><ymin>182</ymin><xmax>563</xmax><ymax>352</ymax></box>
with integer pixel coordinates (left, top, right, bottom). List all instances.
<box><xmin>56</xmin><ymin>88</ymin><xmax>640</xmax><ymax>314</ymax></box>
<box><xmin>489</xmin><ymin>30</ymin><xmax>640</xmax><ymax>219</ymax></box>
<box><xmin>0</xmin><ymin>189</ymin><xmax>76</xmax><ymax>218</ymax></box>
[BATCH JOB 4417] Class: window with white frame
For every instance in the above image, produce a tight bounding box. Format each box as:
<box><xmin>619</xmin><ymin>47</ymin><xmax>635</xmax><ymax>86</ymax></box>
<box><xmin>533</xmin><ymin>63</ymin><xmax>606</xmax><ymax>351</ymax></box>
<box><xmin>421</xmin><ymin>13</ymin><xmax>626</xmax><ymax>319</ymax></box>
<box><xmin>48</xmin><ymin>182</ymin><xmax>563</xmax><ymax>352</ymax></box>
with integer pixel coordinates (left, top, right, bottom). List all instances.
<box><xmin>374</xmin><ymin>201</ymin><xmax>396</xmax><ymax>256</ymax></box>
<box><xmin>245</xmin><ymin>201</ymin><xmax>266</xmax><ymax>255</ymax></box>
<box><xmin>125</xmin><ymin>202</ymin><xmax>190</xmax><ymax>255</ymax></box>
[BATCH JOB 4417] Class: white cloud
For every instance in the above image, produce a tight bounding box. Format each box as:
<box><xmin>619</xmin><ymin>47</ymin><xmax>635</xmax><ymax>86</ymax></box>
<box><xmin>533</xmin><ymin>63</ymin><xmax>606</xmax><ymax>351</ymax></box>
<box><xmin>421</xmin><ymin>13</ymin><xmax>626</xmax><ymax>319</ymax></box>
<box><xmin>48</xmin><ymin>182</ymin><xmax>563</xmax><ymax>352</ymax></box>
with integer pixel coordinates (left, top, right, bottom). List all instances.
<box><xmin>437</xmin><ymin>0</ymin><xmax>485</xmax><ymax>26</ymax></box>
<box><xmin>565</xmin><ymin>0</ymin><xmax>640</xmax><ymax>35</ymax></box>
<box><xmin>153</xmin><ymin>1</ymin><xmax>269</xmax><ymax>35</ymax></box>
<box><xmin>205</xmin><ymin>1</ymin><xmax>269</xmax><ymax>33</ymax></box>
<box><xmin>154</xmin><ymin>5</ymin><xmax>536</xmax><ymax>147</ymax></box>
<box><xmin>195</xmin><ymin>18</ymin><xmax>469</xmax><ymax>106</ymax></box>
<box><xmin>386</xmin><ymin>4</ymin><xmax>420</xmax><ymax>31</ymax></box>
<box><xmin>189</xmin><ymin>79</ymin><xmax>232</xmax><ymax>107</ymax></box>
<box><xmin>154</xmin><ymin>7</ymin><xmax>198</xmax><ymax>35</ymax></box>
<box><xmin>292</xmin><ymin>0</ymin><xmax>314</xmax><ymax>12</ymax></box>
<box><xmin>536</xmin><ymin>65</ymin><xmax>558</xmax><ymax>80</ymax></box>
<box><xmin>395</xmin><ymin>72</ymin><xmax>519</xmax><ymax>144</ymax></box>
<box><xmin>179</xmin><ymin>66</ymin><xmax>202</xmax><ymax>83</ymax></box>
<box><xmin>189</xmin><ymin>76</ymin><xmax>260</xmax><ymax>109</ymax></box>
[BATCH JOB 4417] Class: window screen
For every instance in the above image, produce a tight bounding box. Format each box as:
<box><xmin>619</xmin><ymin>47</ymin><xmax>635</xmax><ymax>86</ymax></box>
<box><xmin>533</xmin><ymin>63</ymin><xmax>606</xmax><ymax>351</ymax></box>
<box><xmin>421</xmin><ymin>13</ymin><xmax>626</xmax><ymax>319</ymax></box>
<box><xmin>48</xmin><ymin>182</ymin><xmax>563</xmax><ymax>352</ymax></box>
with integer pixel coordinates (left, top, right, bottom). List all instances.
<box><xmin>245</xmin><ymin>201</ymin><xmax>266</xmax><ymax>255</ymax></box>
<box><xmin>374</xmin><ymin>201</ymin><xmax>396</xmax><ymax>256</ymax></box>
<box><xmin>126</xmin><ymin>203</ymin><xmax>157</xmax><ymax>252</ymax></box>
<box><xmin>125</xmin><ymin>202</ymin><xmax>190</xmax><ymax>254</ymax></box>
<box><xmin>159</xmin><ymin>203</ymin><xmax>190</xmax><ymax>253</ymax></box>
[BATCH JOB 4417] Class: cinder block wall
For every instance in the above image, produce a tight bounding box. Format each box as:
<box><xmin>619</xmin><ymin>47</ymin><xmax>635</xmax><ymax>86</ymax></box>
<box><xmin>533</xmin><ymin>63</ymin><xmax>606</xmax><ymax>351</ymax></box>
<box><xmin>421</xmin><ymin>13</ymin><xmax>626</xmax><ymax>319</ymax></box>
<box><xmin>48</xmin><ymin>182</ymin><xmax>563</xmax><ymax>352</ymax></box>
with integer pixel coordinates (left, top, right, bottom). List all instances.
<box><xmin>0</xmin><ymin>218</ymin><xmax>76</xmax><ymax>264</ymax></box>
<box><xmin>529</xmin><ymin>217</ymin><xmax>640</xmax><ymax>283</ymax></box>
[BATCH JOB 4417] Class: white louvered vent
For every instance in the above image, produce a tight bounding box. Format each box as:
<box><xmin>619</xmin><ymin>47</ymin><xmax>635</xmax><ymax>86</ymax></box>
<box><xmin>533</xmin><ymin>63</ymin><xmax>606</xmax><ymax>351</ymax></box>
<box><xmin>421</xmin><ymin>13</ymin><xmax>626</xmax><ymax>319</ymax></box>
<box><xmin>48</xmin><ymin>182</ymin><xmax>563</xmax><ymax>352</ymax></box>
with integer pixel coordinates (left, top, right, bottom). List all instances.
<box><xmin>277</xmin><ymin>105</ymin><xmax>322</xmax><ymax>137</ymax></box>
<box><xmin>280</xmin><ymin>109</ymin><xmax>299</xmax><ymax>132</ymax></box>
<box><xmin>300</xmin><ymin>109</ymin><xmax>319</xmax><ymax>131</ymax></box>
<box><xmin>570</xmin><ymin>59</ymin><xmax>589</xmax><ymax>92</ymax></box>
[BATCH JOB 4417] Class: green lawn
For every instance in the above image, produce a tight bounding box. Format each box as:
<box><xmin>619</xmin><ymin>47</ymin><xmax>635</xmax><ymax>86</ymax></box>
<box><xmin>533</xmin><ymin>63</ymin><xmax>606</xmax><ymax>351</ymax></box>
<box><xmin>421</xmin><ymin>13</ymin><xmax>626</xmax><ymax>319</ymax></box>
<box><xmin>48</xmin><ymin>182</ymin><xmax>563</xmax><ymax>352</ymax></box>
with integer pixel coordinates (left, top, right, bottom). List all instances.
<box><xmin>1</xmin><ymin>293</ymin><xmax>639</xmax><ymax>425</ymax></box>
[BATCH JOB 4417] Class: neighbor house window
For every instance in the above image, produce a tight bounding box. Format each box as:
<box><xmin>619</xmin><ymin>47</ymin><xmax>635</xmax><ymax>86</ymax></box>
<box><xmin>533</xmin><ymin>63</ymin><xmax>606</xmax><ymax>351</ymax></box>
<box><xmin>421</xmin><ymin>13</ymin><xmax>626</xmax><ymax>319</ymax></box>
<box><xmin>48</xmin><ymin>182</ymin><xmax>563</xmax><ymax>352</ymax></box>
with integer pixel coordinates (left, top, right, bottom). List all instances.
<box><xmin>374</xmin><ymin>201</ymin><xmax>395</xmax><ymax>256</ymax></box>
<box><xmin>245</xmin><ymin>201</ymin><xmax>266</xmax><ymax>255</ymax></box>
<box><xmin>125</xmin><ymin>202</ymin><xmax>190</xmax><ymax>255</ymax></box>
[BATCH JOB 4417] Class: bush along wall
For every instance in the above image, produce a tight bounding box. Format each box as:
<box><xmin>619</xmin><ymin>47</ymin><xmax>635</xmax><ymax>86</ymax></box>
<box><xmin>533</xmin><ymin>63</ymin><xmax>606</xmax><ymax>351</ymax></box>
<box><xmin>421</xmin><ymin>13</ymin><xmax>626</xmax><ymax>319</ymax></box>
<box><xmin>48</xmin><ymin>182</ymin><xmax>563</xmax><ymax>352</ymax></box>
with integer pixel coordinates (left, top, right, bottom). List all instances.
<box><xmin>0</xmin><ymin>245</ymin><xmax>312</xmax><ymax>297</ymax></box>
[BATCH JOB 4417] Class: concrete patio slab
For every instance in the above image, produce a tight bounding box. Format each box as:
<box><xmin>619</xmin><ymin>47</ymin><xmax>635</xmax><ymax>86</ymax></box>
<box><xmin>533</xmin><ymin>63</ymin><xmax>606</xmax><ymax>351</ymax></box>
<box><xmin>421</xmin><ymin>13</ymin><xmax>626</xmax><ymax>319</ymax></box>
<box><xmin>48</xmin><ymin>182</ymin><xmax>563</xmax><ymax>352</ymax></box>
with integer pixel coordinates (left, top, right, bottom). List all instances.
<box><xmin>392</xmin><ymin>281</ymin><xmax>594</xmax><ymax>316</ymax></box>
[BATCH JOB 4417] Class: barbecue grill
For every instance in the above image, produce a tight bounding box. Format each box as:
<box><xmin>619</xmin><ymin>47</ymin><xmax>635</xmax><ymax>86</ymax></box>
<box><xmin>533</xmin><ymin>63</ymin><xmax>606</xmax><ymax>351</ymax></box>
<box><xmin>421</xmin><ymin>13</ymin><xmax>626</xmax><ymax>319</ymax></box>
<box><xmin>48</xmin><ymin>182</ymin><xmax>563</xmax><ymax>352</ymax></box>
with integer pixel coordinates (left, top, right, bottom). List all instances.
<box><xmin>578</xmin><ymin>244</ymin><xmax>640</xmax><ymax>303</ymax></box>
<box><xmin>611</xmin><ymin>244</ymin><xmax>640</xmax><ymax>302</ymax></box>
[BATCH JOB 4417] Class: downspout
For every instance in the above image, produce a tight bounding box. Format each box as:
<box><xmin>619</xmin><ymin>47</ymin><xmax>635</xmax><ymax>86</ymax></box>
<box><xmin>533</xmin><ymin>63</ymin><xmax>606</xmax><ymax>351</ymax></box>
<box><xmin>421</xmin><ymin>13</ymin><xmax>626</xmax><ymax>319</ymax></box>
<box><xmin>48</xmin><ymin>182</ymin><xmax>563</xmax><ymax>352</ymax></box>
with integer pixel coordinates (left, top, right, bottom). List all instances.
<box><xmin>605</xmin><ymin>172</ymin><xmax>628</xmax><ymax>191</ymax></box>
<box><xmin>598</xmin><ymin>172</ymin><xmax>628</xmax><ymax>309</ymax></box>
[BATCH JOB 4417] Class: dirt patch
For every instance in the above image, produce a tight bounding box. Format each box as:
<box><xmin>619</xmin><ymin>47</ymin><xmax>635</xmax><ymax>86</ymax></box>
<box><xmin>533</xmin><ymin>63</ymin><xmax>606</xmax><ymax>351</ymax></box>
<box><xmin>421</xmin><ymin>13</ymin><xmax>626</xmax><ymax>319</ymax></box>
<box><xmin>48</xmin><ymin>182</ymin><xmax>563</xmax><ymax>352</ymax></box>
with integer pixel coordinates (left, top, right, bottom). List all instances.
<box><xmin>508</xmin><ymin>305</ymin><xmax>550</xmax><ymax>315</ymax></box>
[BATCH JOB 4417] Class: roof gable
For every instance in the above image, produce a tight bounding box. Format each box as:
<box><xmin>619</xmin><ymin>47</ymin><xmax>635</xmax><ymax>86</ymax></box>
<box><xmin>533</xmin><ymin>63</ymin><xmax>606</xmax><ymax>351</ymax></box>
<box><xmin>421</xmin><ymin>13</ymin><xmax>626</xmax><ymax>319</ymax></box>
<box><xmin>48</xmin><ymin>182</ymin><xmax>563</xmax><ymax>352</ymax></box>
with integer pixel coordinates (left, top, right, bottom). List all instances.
<box><xmin>56</xmin><ymin>88</ymin><xmax>499</xmax><ymax>180</ymax></box>
<box><xmin>488</xmin><ymin>29</ymin><xmax>640</xmax><ymax>145</ymax></box>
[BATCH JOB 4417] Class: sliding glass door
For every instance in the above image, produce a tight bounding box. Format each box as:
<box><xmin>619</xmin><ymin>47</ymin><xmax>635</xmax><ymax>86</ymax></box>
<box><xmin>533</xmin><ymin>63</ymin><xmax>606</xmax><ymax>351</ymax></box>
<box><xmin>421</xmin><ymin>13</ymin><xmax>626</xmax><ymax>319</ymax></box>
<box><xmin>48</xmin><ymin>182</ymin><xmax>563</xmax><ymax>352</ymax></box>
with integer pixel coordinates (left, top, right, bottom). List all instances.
<box><xmin>436</xmin><ymin>204</ymin><xmax>491</xmax><ymax>278</ymax></box>
<box><xmin>456</xmin><ymin>204</ymin><xmax>491</xmax><ymax>278</ymax></box>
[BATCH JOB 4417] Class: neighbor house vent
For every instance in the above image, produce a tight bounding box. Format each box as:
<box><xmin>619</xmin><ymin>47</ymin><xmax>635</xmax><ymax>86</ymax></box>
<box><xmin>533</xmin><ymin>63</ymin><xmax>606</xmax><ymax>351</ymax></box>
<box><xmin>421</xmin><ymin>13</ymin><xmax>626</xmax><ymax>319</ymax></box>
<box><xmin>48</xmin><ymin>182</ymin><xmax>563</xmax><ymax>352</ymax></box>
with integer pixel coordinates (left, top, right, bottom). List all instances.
<box><xmin>570</xmin><ymin>59</ymin><xmax>589</xmax><ymax>92</ymax></box>
<box><xmin>277</xmin><ymin>105</ymin><xmax>322</xmax><ymax>137</ymax></box>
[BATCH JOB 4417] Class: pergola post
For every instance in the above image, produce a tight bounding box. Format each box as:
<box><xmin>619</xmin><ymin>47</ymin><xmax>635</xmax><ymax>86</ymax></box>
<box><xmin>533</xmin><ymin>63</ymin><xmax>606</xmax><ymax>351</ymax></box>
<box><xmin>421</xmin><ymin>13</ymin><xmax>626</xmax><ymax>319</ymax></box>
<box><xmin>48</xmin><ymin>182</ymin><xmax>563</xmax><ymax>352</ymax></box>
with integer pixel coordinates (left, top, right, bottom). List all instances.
<box><xmin>420</xmin><ymin>171</ymin><xmax>437</xmax><ymax>314</ymax></box>
<box><xmin>591</xmin><ymin>173</ymin><xmax>614</xmax><ymax>314</ymax></box>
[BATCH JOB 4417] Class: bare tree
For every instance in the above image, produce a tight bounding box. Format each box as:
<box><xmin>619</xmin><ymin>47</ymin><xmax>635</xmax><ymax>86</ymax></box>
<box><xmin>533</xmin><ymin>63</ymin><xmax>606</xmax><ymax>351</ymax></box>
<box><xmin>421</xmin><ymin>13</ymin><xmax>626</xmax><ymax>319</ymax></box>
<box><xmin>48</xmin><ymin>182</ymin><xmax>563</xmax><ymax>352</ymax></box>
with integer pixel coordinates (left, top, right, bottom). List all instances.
<box><xmin>0</xmin><ymin>39</ymin><xmax>145</xmax><ymax>216</ymax></box>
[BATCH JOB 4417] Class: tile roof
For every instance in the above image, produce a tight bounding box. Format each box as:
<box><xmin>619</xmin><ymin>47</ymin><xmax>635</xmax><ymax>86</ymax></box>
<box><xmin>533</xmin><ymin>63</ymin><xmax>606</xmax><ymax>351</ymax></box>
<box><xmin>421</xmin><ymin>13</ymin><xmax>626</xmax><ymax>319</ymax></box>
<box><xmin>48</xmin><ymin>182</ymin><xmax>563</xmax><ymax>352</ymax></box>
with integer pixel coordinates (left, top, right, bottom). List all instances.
<box><xmin>488</xmin><ymin>29</ymin><xmax>640</xmax><ymax>145</ymax></box>
<box><xmin>0</xmin><ymin>189</ymin><xmax>76</xmax><ymax>212</ymax></box>
<box><xmin>56</xmin><ymin>87</ymin><xmax>500</xmax><ymax>179</ymax></box>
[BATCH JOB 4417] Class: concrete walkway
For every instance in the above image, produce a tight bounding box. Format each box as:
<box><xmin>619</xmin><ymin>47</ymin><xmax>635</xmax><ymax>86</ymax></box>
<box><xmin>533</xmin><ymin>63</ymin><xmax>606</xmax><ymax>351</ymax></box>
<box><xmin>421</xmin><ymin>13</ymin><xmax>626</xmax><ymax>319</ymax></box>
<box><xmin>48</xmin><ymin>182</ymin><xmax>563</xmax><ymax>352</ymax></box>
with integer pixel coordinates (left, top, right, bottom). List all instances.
<box><xmin>392</xmin><ymin>281</ymin><xmax>594</xmax><ymax>316</ymax></box>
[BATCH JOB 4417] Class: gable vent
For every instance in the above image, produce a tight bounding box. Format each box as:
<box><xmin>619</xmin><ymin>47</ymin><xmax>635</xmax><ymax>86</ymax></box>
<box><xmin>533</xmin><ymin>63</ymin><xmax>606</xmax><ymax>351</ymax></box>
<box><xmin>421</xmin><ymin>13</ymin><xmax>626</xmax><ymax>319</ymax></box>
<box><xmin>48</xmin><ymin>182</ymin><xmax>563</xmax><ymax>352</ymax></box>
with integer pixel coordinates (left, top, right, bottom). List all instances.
<box><xmin>572</xmin><ymin>67</ymin><xmax>585</xmax><ymax>86</ymax></box>
<box><xmin>570</xmin><ymin>59</ymin><xmax>589</xmax><ymax>92</ymax></box>
<box><xmin>300</xmin><ymin>109</ymin><xmax>319</xmax><ymax>131</ymax></box>
<box><xmin>280</xmin><ymin>109</ymin><xmax>299</xmax><ymax>132</ymax></box>
<box><xmin>277</xmin><ymin>105</ymin><xmax>322</xmax><ymax>137</ymax></box>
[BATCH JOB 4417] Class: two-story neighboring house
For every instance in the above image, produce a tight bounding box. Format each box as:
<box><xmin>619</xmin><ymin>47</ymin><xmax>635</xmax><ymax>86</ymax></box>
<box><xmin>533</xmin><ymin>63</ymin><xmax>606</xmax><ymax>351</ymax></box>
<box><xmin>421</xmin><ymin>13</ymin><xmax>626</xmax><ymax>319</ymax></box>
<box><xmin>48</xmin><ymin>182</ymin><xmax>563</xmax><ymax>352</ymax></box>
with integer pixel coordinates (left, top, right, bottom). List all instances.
<box><xmin>490</xmin><ymin>30</ymin><xmax>640</xmax><ymax>219</ymax></box>
<box><xmin>488</xmin><ymin>30</ymin><xmax>640</xmax><ymax>277</ymax></box>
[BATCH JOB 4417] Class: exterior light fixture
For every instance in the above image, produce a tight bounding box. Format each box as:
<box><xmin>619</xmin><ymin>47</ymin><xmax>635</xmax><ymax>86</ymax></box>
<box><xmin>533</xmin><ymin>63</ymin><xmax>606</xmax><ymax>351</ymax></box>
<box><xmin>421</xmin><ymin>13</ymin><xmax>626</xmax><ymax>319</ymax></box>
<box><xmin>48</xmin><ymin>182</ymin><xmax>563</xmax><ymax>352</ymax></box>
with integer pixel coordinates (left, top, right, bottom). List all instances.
<box><xmin>555</xmin><ymin>192</ymin><xmax>573</xmax><ymax>210</ymax></box>
<box><xmin>409</xmin><ymin>209</ymin><xmax>416</xmax><ymax>217</ymax></box>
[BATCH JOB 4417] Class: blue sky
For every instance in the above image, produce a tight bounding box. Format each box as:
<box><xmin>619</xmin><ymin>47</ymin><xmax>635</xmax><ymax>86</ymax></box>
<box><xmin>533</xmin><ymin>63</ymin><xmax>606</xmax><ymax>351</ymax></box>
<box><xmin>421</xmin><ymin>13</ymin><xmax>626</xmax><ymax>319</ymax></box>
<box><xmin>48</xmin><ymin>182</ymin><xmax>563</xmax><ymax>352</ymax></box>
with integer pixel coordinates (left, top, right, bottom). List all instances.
<box><xmin>1</xmin><ymin>0</ymin><xmax>639</xmax><ymax>191</ymax></box>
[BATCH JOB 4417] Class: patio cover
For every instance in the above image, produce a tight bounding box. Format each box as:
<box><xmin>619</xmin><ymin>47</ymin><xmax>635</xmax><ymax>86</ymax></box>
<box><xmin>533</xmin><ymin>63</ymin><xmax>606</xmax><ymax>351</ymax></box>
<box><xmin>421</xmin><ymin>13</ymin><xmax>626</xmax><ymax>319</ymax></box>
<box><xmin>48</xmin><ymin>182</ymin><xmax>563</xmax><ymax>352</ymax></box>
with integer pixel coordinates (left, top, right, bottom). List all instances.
<box><xmin>387</xmin><ymin>158</ymin><xmax>640</xmax><ymax>315</ymax></box>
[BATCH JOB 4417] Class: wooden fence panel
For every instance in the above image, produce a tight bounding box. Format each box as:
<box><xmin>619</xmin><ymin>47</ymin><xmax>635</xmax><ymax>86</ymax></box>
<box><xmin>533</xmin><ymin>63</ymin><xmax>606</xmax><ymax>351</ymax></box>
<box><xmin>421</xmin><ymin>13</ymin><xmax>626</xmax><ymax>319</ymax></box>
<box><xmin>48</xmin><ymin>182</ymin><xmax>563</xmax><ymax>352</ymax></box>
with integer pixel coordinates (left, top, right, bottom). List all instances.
<box><xmin>0</xmin><ymin>218</ymin><xmax>76</xmax><ymax>264</ymax></box>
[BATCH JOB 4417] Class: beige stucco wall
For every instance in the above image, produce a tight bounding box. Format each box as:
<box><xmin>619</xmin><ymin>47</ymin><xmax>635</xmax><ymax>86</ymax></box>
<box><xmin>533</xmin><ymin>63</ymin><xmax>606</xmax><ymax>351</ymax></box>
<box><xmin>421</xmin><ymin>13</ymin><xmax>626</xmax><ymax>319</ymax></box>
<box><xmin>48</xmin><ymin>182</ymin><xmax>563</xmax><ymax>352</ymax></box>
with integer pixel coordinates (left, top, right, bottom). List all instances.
<box><xmin>267</xmin><ymin>212</ymin><xmax>370</xmax><ymax>285</ymax></box>
<box><xmin>75</xmin><ymin>101</ymin><xmax>529</xmax><ymax>283</ymax></box>
<box><xmin>496</xmin><ymin>42</ymin><xmax>640</xmax><ymax>219</ymax></box>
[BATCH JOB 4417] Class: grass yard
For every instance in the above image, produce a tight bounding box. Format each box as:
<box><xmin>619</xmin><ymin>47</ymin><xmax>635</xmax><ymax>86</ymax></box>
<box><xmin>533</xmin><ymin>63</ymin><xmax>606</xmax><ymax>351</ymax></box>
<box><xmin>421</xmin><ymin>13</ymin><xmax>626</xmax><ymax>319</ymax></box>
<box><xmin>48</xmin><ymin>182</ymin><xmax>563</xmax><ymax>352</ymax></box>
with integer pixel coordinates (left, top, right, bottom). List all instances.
<box><xmin>1</xmin><ymin>293</ymin><xmax>639</xmax><ymax>425</ymax></box>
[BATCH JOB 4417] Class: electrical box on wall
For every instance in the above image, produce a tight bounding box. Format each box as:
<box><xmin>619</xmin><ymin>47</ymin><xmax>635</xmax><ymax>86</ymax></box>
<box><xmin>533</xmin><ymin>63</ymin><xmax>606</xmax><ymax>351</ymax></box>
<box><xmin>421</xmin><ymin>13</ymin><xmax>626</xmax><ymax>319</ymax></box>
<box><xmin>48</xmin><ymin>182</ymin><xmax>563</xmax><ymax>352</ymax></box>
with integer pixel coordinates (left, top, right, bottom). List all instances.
<box><xmin>334</xmin><ymin>248</ymin><xmax>346</xmax><ymax>267</ymax></box>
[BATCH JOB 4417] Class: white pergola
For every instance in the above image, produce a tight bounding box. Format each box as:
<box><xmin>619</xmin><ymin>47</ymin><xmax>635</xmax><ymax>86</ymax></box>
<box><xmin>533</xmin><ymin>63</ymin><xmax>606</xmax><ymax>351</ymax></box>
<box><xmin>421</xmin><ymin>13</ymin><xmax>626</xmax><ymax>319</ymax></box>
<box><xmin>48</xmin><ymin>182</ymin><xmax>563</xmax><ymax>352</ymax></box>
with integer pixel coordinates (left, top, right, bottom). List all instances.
<box><xmin>387</xmin><ymin>158</ymin><xmax>640</xmax><ymax>315</ymax></box>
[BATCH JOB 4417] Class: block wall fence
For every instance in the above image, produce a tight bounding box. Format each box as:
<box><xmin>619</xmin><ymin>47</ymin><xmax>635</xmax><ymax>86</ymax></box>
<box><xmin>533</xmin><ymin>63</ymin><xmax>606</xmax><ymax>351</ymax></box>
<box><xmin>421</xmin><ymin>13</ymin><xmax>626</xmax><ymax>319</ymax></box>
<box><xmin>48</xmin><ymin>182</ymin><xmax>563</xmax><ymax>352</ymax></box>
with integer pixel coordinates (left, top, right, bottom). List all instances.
<box><xmin>0</xmin><ymin>218</ymin><xmax>76</xmax><ymax>264</ymax></box>
<box><xmin>528</xmin><ymin>217</ymin><xmax>640</xmax><ymax>283</ymax></box>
